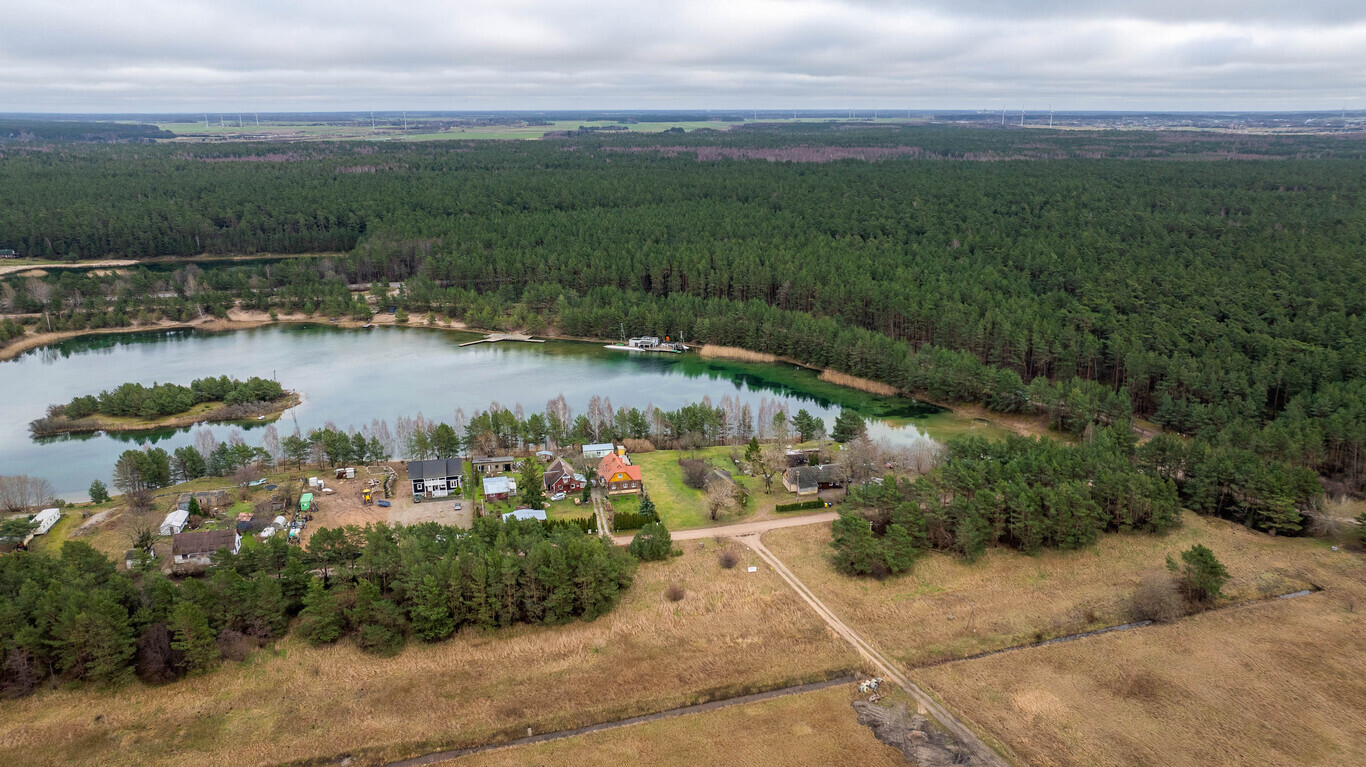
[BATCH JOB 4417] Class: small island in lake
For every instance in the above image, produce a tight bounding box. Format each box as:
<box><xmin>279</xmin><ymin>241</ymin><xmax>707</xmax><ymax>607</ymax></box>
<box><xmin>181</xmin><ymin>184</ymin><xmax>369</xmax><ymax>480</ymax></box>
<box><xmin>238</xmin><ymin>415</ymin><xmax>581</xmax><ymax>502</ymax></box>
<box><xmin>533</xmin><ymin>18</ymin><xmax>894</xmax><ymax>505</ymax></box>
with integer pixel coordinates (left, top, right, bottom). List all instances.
<box><xmin>29</xmin><ymin>375</ymin><xmax>298</xmax><ymax>436</ymax></box>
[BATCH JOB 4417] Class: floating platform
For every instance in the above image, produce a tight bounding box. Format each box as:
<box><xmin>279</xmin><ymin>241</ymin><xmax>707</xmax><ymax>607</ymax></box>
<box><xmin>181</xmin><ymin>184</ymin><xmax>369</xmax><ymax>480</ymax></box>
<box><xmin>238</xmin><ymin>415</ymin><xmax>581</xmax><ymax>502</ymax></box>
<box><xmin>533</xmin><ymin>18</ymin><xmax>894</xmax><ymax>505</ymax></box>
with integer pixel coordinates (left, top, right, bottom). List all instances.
<box><xmin>459</xmin><ymin>333</ymin><xmax>547</xmax><ymax>347</ymax></box>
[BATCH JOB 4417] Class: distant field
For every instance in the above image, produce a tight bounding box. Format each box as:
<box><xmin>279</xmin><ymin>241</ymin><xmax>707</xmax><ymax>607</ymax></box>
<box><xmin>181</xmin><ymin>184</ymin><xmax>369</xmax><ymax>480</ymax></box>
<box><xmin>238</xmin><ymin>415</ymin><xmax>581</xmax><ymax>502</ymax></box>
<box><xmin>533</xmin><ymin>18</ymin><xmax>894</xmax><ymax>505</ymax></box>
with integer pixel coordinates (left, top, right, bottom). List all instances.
<box><xmin>0</xmin><ymin>539</ymin><xmax>859</xmax><ymax>767</ymax></box>
<box><xmin>452</xmin><ymin>685</ymin><xmax>903</xmax><ymax>767</ymax></box>
<box><xmin>762</xmin><ymin>512</ymin><xmax>1356</xmax><ymax>667</ymax></box>
<box><xmin>151</xmin><ymin>117</ymin><xmax>921</xmax><ymax>142</ymax></box>
<box><xmin>918</xmin><ymin>579</ymin><xmax>1366</xmax><ymax>767</ymax></box>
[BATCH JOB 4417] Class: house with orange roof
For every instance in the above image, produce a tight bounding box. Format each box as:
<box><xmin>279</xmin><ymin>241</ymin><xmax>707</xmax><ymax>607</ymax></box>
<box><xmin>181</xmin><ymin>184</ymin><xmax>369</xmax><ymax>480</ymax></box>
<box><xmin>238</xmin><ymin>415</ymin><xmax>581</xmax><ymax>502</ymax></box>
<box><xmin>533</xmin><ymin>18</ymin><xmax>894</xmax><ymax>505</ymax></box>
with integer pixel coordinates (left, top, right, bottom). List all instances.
<box><xmin>597</xmin><ymin>453</ymin><xmax>643</xmax><ymax>495</ymax></box>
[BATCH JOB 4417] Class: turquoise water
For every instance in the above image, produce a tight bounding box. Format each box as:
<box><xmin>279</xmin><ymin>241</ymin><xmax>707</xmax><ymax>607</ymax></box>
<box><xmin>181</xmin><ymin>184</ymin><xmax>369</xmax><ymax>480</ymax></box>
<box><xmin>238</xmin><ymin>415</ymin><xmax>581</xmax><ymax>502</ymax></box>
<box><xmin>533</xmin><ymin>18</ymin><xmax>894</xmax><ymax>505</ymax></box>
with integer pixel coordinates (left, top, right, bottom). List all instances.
<box><xmin>0</xmin><ymin>324</ymin><xmax>942</xmax><ymax>499</ymax></box>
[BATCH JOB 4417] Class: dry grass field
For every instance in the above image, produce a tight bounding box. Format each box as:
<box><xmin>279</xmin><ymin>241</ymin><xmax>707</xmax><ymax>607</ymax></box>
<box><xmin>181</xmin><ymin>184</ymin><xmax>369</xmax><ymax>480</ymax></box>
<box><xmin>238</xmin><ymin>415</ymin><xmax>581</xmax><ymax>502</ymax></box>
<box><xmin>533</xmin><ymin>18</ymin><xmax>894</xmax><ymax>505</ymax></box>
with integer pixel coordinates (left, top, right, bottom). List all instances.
<box><xmin>450</xmin><ymin>685</ymin><xmax>903</xmax><ymax>767</ymax></box>
<box><xmin>0</xmin><ymin>541</ymin><xmax>859</xmax><ymax>767</ymax></box>
<box><xmin>917</xmin><ymin>581</ymin><xmax>1366</xmax><ymax>767</ymax></box>
<box><xmin>761</xmin><ymin>512</ymin><xmax>1357</xmax><ymax>666</ymax></box>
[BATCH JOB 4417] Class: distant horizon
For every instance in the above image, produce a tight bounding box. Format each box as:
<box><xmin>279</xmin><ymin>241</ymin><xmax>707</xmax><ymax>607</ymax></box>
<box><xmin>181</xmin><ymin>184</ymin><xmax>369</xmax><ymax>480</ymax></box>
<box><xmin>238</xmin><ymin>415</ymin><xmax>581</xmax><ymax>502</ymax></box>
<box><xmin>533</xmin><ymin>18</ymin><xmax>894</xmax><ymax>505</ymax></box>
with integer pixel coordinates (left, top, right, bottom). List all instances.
<box><xmin>3</xmin><ymin>108</ymin><xmax>1364</xmax><ymax>119</ymax></box>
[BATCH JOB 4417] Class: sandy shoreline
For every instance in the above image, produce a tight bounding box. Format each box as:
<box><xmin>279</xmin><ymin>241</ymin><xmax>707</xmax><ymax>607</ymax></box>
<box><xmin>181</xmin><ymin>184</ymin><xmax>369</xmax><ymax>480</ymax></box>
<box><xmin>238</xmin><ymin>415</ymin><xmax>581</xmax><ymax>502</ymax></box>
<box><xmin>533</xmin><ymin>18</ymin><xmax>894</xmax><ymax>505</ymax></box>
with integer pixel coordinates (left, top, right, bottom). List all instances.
<box><xmin>0</xmin><ymin>307</ymin><xmax>455</xmax><ymax>362</ymax></box>
<box><xmin>0</xmin><ymin>305</ymin><xmax>1057</xmax><ymax>439</ymax></box>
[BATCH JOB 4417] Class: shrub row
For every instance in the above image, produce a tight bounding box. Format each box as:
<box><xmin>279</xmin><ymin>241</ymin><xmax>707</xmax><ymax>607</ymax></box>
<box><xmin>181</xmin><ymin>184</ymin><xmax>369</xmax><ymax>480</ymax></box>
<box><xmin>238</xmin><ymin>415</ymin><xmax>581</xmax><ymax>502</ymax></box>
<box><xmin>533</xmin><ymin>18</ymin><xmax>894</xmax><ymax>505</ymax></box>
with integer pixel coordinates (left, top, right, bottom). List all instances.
<box><xmin>776</xmin><ymin>499</ymin><xmax>829</xmax><ymax>512</ymax></box>
<box><xmin>613</xmin><ymin>511</ymin><xmax>657</xmax><ymax>531</ymax></box>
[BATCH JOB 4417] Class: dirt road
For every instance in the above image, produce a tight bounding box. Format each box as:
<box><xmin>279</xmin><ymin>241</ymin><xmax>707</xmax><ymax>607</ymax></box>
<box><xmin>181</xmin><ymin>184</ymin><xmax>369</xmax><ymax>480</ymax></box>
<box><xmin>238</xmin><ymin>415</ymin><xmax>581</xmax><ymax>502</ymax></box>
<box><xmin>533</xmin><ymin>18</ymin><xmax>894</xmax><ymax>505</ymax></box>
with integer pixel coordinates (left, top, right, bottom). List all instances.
<box><xmin>609</xmin><ymin>511</ymin><xmax>836</xmax><ymax>545</ymax></box>
<box><xmin>740</xmin><ymin>534</ymin><xmax>1013</xmax><ymax>767</ymax></box>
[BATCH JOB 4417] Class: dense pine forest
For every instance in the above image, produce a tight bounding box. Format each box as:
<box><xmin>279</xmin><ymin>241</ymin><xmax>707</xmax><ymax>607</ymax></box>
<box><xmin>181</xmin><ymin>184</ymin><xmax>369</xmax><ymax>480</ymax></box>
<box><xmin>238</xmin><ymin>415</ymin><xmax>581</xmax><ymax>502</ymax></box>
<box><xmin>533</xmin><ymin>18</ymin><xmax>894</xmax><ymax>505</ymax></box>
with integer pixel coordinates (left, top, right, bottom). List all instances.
<box><xmin>2</xmin><ymin>124</ymin><xmax>1364</xmax><ymax>505</ymax></box>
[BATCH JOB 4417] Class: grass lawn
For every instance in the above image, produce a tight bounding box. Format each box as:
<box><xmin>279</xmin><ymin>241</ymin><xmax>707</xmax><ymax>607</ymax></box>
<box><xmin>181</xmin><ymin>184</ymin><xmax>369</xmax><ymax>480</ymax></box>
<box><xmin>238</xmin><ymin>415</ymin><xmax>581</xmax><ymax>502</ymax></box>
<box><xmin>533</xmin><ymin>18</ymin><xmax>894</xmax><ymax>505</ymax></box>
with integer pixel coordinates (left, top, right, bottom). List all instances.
<box><xmin>457</xmin><ymin>685</ymin><xmax>904</xmax><ymax>767</ymax></box>
<box><xmin>762</xmin><ymin>511</ymin><xmax>1359</xmax><ymax>668</ymax></box>
<box><xmin>0</xmin><ymin>541</ymin><xmax>860</xmax><ymax>767</ymax></box>
<box><xmin>629</xmin><ymin>446</ymin><xmax>757</xmax><ymax>530</ymax></box>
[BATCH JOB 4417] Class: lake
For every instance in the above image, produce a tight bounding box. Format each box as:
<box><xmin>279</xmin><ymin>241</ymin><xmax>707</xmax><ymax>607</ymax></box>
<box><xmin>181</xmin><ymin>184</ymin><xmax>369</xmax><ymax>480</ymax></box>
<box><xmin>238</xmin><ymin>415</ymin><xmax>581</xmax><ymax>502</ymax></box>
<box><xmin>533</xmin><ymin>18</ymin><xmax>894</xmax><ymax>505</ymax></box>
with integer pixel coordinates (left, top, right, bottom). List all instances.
<box><xmin>0</xmin><ymin>324</ymin><xmax>1000</xmax><ymax>499</ymax></box>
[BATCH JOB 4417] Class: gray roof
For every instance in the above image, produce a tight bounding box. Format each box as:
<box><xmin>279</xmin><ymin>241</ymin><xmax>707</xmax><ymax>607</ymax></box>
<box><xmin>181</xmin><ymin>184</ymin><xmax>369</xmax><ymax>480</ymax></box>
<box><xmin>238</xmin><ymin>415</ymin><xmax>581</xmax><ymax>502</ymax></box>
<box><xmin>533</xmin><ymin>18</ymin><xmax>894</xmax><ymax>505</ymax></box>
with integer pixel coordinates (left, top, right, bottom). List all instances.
<box><xmin>472</xmin><ymin>455</ymin><xmax>514</xmax><ymax>464</ymax></box>
<box><xmin>483</xmin><ymin>476</ymin><xmax>511</xmax><ymax>494</ymax></box>
<box><xmin>503</xmin><ymin>508</ymin><xmax>547</xmax><ymax>522</ymax></box>
<box><xmin>408</xmin><ymin>458</ymin><xmax>465</xmax><ymax>480</ymax></box>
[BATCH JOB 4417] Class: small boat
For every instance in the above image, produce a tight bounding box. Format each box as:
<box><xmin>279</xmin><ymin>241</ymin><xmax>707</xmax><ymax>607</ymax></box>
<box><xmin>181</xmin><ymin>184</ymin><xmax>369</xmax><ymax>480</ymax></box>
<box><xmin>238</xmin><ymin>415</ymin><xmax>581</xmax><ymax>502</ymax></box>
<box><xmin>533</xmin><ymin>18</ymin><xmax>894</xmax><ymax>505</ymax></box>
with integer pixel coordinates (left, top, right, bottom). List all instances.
<box><xmin>362</xmin><ymin>323</ymin><xmax>375</xmax><ymax>329</ymax></box>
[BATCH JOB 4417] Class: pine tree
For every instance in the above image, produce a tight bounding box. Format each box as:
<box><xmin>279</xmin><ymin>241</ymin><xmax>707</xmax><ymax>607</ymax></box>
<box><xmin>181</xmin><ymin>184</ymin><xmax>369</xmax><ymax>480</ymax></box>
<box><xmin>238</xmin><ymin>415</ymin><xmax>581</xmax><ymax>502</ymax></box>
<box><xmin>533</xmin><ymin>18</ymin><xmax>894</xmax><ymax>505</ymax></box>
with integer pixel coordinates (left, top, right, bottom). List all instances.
<box><xmin>409</xmin><ymin>574</ymin><xmax>455</xmax><ymax>642</ymax></box>
<box><xmin>831</xmin><ymin>409</ymin><xmax>867</xmax><ymax>444</ymax></box>
<box><xmin>88</xmin><ymin>479</ymin><xmax>110</xmax><ymax>504</ymax></box>
<box><xmin>518</xmin><ymin>459</ymin><xmax>545</xmax><ymax>510</ymax></box>
<box><xmin>639</xmin><ymin>493</ymin><xmax>657</xmax><ymax>518</ymax></box>
<box><xmin>628</xmin><ymin>521</ymin><xmax>671</xmax><ymax>562</ymax></box>
<box><xmin>1167</xmin><ymin>544</ymin><xmax>1230</xmax><ymax>603</ymax></box>
<box><xmin>169</xmin><ymin>600</ymin><xmax>219</xmax><ymax>675</ymax></box>
<box><xmin>297</xmin><ymin>578</ymin><xmax>344</xmax><ymax>645</ymax></box>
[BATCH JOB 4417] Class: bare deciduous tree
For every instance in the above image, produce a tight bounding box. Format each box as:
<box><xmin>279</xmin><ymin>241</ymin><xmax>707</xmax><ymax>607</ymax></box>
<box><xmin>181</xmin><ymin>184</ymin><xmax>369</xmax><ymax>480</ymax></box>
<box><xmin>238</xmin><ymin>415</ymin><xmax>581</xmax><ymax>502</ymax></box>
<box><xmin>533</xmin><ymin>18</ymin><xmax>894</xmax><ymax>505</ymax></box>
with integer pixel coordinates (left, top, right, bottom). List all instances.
<box><xmin>0</xmin><ymin>475</ymin><xmax>57</xmax><ymax>514</ymax></box>
<box><xmin>705</xmin><ymin>478</ymin><xmax>739</xmax><ymax>521</ymax></box>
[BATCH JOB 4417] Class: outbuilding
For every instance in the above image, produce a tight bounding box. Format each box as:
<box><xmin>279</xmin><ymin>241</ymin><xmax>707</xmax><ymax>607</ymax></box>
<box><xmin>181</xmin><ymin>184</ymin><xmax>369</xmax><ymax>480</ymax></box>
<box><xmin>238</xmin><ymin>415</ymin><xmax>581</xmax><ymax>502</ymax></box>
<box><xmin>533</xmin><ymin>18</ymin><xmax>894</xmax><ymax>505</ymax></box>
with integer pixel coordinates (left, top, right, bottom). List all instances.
<box><xmin>502</xmin><ymin>508</ymin><xmax>547</xmax><ymax>522</ymax></box>
<box><xmin>582</xmin><ymin>443</ymin><xmax>615</xmax><ymax>459</ymax></box>
<box><xmin>482</xmin><ymin>475</ymin><xmax>512</xmax><ymax>501</ymax></box>
<box><xmin>408</xmin><ymin>458</ymin><xmax>466</xmax><ymax>498</ymax></box>
<box><xmin>172</xmin><ymin>529</ymin><xmax>241</xmax><ymax>566</ymax></box>
<box><xmin>472</xmin><ymin>456</ymin><xmax>515</xmax><ymax>475</ymax></box>
<box><xmin>160</xmin><ymin>509</ymin><xmax>190</xmax><ymax>536</ymax></box>
<box><xmin>30</xmin><ymin>508</ymin><xmax>61</xmax><ymax>536</ymax></box>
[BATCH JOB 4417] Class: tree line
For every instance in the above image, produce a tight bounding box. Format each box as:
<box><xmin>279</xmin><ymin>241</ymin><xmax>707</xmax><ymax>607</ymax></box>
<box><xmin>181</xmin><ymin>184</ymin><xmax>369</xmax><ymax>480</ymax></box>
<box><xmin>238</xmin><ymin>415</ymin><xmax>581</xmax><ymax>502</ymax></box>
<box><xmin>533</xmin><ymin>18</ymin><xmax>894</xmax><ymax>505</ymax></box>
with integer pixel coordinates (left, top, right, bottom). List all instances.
<box><xmin>0</xmin><ymin>516</ymin><xmax>636</xmax><ymax>696</ymax></box>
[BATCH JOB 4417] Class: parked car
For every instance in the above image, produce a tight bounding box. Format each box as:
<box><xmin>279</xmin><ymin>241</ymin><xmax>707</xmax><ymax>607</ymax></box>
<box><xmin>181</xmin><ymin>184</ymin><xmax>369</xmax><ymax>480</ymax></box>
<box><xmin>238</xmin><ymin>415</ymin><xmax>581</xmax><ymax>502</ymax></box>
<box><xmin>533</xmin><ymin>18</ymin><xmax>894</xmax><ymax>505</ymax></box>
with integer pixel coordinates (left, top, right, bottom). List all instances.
<box><xmin>453</xmin><ymin>502</ymin><xmax>462</xmax><ymax>510</ymax></box>
<box><xmin>413</xmin><ymin>493</ymin><xmax>422</xmax><ymax>503</ymax></box>
<box><xmin>550</xmin><ymin>492</ymin><xmax>567</xmax><ymax>502</ymax></box>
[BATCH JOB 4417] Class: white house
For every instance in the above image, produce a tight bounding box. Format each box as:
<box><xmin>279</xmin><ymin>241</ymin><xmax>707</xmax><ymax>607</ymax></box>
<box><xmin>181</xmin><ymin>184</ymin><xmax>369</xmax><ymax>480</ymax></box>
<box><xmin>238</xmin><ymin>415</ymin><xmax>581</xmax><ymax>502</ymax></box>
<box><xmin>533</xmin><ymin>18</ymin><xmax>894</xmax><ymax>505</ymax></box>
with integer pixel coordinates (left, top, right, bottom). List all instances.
<box><xmin>30</xmin><ymin>508</ymin><xmax>61</xmax><ymax>536</ymax></box>
<box><xmin>160</xmin><ymin>509</ymin><xmax>190</xmax><ymax>536</ymax></box>
<box><xmin>582</xmin><ymin>442</ymin><xmax>615</xmax><ymax>459</ymax></box>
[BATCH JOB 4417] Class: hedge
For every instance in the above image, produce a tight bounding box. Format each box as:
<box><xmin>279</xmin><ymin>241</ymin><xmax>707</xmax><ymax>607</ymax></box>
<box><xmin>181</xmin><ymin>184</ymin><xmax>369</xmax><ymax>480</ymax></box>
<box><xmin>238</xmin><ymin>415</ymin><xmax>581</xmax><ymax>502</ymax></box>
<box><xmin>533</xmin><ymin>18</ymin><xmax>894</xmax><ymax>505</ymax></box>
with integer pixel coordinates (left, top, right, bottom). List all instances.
<box><xmin>545</xmin><ymin>517</ymin><xmax>594</xmax><ymax>533</ymax></box>
<box><xmin>613</xmin><ymin>511</ymin><xmax>657</xmax><ymax>531</ymax></box>
<box><xmin>775</xmin><ymin>500</ymin><xmax>829</xmax><ymax>512</ymax></box>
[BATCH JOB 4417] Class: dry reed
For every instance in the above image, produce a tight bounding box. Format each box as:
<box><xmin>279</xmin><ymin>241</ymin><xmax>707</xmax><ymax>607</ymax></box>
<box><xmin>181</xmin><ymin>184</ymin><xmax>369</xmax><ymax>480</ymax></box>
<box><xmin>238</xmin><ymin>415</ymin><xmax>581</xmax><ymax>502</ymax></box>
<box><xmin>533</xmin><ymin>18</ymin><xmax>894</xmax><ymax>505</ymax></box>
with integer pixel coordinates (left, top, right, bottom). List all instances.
<box><xmin>816</xmin><ymin>369</ymin><xmax>899</xmax><ymax>396</ymax></box>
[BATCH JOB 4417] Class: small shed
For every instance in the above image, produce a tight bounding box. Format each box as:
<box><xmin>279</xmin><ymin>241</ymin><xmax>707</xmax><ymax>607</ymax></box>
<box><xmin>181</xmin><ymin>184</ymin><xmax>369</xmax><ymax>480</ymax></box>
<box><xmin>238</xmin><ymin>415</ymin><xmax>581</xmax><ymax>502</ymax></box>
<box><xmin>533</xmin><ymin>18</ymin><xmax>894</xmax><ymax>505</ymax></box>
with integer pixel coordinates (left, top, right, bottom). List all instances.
<box><xmin>472</xmin><ymin>456</ymin><xmax>515</xmax><ymax>475</ymax></box>
<box><xmin>160</xmin><ymin>509</ymin><xmax>190</xmax><ymax>536</ymax></box>
<box><xmin>502</xmin><ymin>508</ymin><xmax>547</xmax><ymax>522</ymax></box>
<box><xmin>31</xmin><ymin>508</ymin><xmax>61</xmax><ymax>536</ymax></box>
<box><xmin>124</xmin><ymin>548</ymin><xmax>156</xmax><ymax>570</ymax></box>
<box><xmin>300</xmin><ymin>493</ymin><xmax>314</xmax><ymax>512</ymax></box>
<box><xmin>482</xmin><ymin>475</ymin><xmax>511</xmax><ymax>501</ymax></box>
<box><xmin>582</xmin><ymin>442</ymin><xmax>615</xmax><ymax>459</ymax></box>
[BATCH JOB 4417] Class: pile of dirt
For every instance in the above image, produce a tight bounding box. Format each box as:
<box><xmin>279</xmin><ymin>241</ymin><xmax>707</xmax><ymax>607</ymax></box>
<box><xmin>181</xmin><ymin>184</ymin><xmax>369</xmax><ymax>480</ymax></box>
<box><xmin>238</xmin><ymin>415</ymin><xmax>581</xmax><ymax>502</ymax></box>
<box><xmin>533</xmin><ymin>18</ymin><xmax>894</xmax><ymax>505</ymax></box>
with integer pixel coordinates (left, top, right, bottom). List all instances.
<box><xmin>68</xmin><ymin>507</ymin><xmax>118</xmax><ymax>537</ymax></box>
<box><xmin>853</xmin><ymin>700</ymin><xmax>974</xmax><ymax>766</ymax></box>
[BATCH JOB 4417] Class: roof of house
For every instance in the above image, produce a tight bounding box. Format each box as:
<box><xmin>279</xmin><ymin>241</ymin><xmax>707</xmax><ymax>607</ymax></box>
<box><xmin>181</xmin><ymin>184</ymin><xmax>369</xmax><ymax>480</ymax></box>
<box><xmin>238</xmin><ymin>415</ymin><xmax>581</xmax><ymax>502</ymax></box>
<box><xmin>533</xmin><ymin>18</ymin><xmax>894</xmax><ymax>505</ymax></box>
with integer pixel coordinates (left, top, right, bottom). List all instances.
<box><xmin>535</xmin><ymin>450</ymin><xmax>555</xmax><ymax>457</ymax></box>
<box><xmin>503</xmin><ymin>508</ymin><xmax>547</xmax><ymax>522</ymax></box>
<box><xmin>162</xmin><ymin>509</ymin><xmax>190</xmax><ymax>527</ymax></box>
<box><xmin>583</xmin><ymin>442</ymin><xmax>615</xmax><ymax>453</ymax></box>
<box><xmin>598</xmin><ymin>453</ymin><xmax>628</xmax><ymax>474</ymax></box>
<box><xmin>544</xmin><ymin>457</ymin><xmax>577</xmax><ymax>487</ymax></box>
<box><xmin>483</xmin><ymin>476</ymin><xmax>511</xmax><ymax>495</ymax></box>
<box><xmin>472</xmin><ymin>455</ymin><xmax>514</xmax><ymax>464</ymax></box>
<box><xmin>408</xmin><ymin>458</ymin><xmax>466</xmax><ymax>480</ymax></box>
<box><xmin>600</xmin><ymin>454</ymin><xmax>642</xmax><ymax>482</ymax></box>
<box><xmin>32</xmin><ymin>508</ymin><xmax>60</xmax><ymax>524</ymax></box>
<box><xmin>172</xmin><ymin>529</ymin><xmax>239</xmax><ymax>557</ymax></box>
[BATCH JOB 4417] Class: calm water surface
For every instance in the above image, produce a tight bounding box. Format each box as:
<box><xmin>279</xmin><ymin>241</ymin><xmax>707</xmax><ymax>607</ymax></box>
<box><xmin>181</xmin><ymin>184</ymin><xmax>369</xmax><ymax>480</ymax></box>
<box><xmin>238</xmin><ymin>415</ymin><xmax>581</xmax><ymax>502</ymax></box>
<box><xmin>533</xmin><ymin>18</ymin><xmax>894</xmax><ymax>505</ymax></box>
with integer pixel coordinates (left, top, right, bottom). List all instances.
<box><xmin>1</xmin><ymin>324</ymin><xmax>946</xmax><ymax>499</ymax></box>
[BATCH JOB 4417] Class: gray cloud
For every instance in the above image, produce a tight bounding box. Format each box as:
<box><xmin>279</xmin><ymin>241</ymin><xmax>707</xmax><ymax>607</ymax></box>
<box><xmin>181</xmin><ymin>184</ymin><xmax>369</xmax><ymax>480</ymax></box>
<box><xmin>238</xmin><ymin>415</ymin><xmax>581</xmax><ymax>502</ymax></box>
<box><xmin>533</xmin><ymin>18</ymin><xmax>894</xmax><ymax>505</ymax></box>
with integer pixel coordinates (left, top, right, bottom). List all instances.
<box><xmin>0</xmin><ymin>0</ymin><xmax>1362</xmax><ymax>112</ymax></box>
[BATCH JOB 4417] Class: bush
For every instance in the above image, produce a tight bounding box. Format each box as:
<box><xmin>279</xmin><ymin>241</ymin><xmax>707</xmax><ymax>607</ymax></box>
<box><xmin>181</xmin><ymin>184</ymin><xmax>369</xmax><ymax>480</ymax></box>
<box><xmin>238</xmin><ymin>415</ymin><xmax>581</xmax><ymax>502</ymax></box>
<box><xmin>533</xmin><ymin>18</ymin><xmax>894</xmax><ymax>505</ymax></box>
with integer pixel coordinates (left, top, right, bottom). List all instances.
<box><xmin>679</xmin><ymin>459</ymin><xmax>709</xmax><ymax>489</ymax></box>
<box><xmin>629</xmin><ymin>521</ymin><xmax>672</xmax><ymax>561</ymax></box>
<box><xmin>1130</xmin><ymin>572</ymin><xmax>1185</xmax><ymax>622</ymax></box>
<box><xmin>664</xmin><ymin>583</ymin><xmax>686</xmax><ymax>602</ymax></box>
<box><xmin>1167</xmin><ymin>544</ymin><xmax>1230</xmax><ymax>604</ymax></box>
<box><xmin>776</xmin><ymin>499</ymin><xmax>828</xmax><ymax>512</ymax></box>
<box><xmin>216</xmin><ymin>629</ymin><xmax>253</xmax><ymax>662</ymax></box>
<box><xmin>623</xmin><ymin>439</ymin><xmax>656</xmax><ymax>454</ymax></box>
<box><xmin>718</xmin><ymin>550</ymin><xmax>739</xmax><ymax>569</ymax></box>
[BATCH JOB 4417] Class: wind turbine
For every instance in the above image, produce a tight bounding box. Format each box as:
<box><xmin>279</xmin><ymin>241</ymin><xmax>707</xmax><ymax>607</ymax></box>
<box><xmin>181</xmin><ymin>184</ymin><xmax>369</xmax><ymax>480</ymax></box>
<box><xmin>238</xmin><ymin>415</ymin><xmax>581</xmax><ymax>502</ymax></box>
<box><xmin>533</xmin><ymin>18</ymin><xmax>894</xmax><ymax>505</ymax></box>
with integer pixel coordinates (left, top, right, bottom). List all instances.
<box><xmin>255</xmin><ymin>113</ymin><xmax>260</xmax><ymax>127</ymax></box>
<box><xmin>1019</xmin><ymin>108</ymin><xmax>1025</xmax><ymax>127</ymax></box>
<box><xmin>1049</xmin><ymin>105</ymin><xmax>1054</xmax><ymax>128</ymax></box>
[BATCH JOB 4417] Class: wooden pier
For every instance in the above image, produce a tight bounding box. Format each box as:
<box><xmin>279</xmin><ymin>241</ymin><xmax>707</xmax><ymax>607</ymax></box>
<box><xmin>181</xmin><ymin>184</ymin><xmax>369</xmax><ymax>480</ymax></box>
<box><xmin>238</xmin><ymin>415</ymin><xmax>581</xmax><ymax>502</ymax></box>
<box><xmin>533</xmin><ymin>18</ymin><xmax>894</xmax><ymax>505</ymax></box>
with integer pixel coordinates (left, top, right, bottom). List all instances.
<box><xmin>458</xmin><ymin>333</ymin><xmax>547</xmax><ymax>347</ymax></box>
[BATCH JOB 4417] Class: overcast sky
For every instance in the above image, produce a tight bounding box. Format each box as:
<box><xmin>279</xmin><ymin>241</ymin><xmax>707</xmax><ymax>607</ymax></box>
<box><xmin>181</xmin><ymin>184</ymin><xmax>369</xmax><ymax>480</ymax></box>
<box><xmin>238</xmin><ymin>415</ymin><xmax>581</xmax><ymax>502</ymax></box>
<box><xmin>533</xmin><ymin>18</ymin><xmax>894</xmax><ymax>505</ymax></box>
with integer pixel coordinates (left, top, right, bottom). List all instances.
<box><xmin>2</xmin><ymin>0</ymin><xmax>1363</xmax><ymax>113</ymax></box>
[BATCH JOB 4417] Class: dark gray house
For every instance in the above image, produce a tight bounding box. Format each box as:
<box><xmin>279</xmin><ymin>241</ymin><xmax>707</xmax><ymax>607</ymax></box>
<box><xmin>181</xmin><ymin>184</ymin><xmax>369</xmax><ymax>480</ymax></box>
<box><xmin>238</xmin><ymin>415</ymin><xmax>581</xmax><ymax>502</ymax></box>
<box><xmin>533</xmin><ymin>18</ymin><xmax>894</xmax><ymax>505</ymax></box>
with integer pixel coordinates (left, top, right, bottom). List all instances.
<box><xmin>408</xmin><ymin>458</ymin><xmax>465</xmax><ymax>498</ymax></box>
